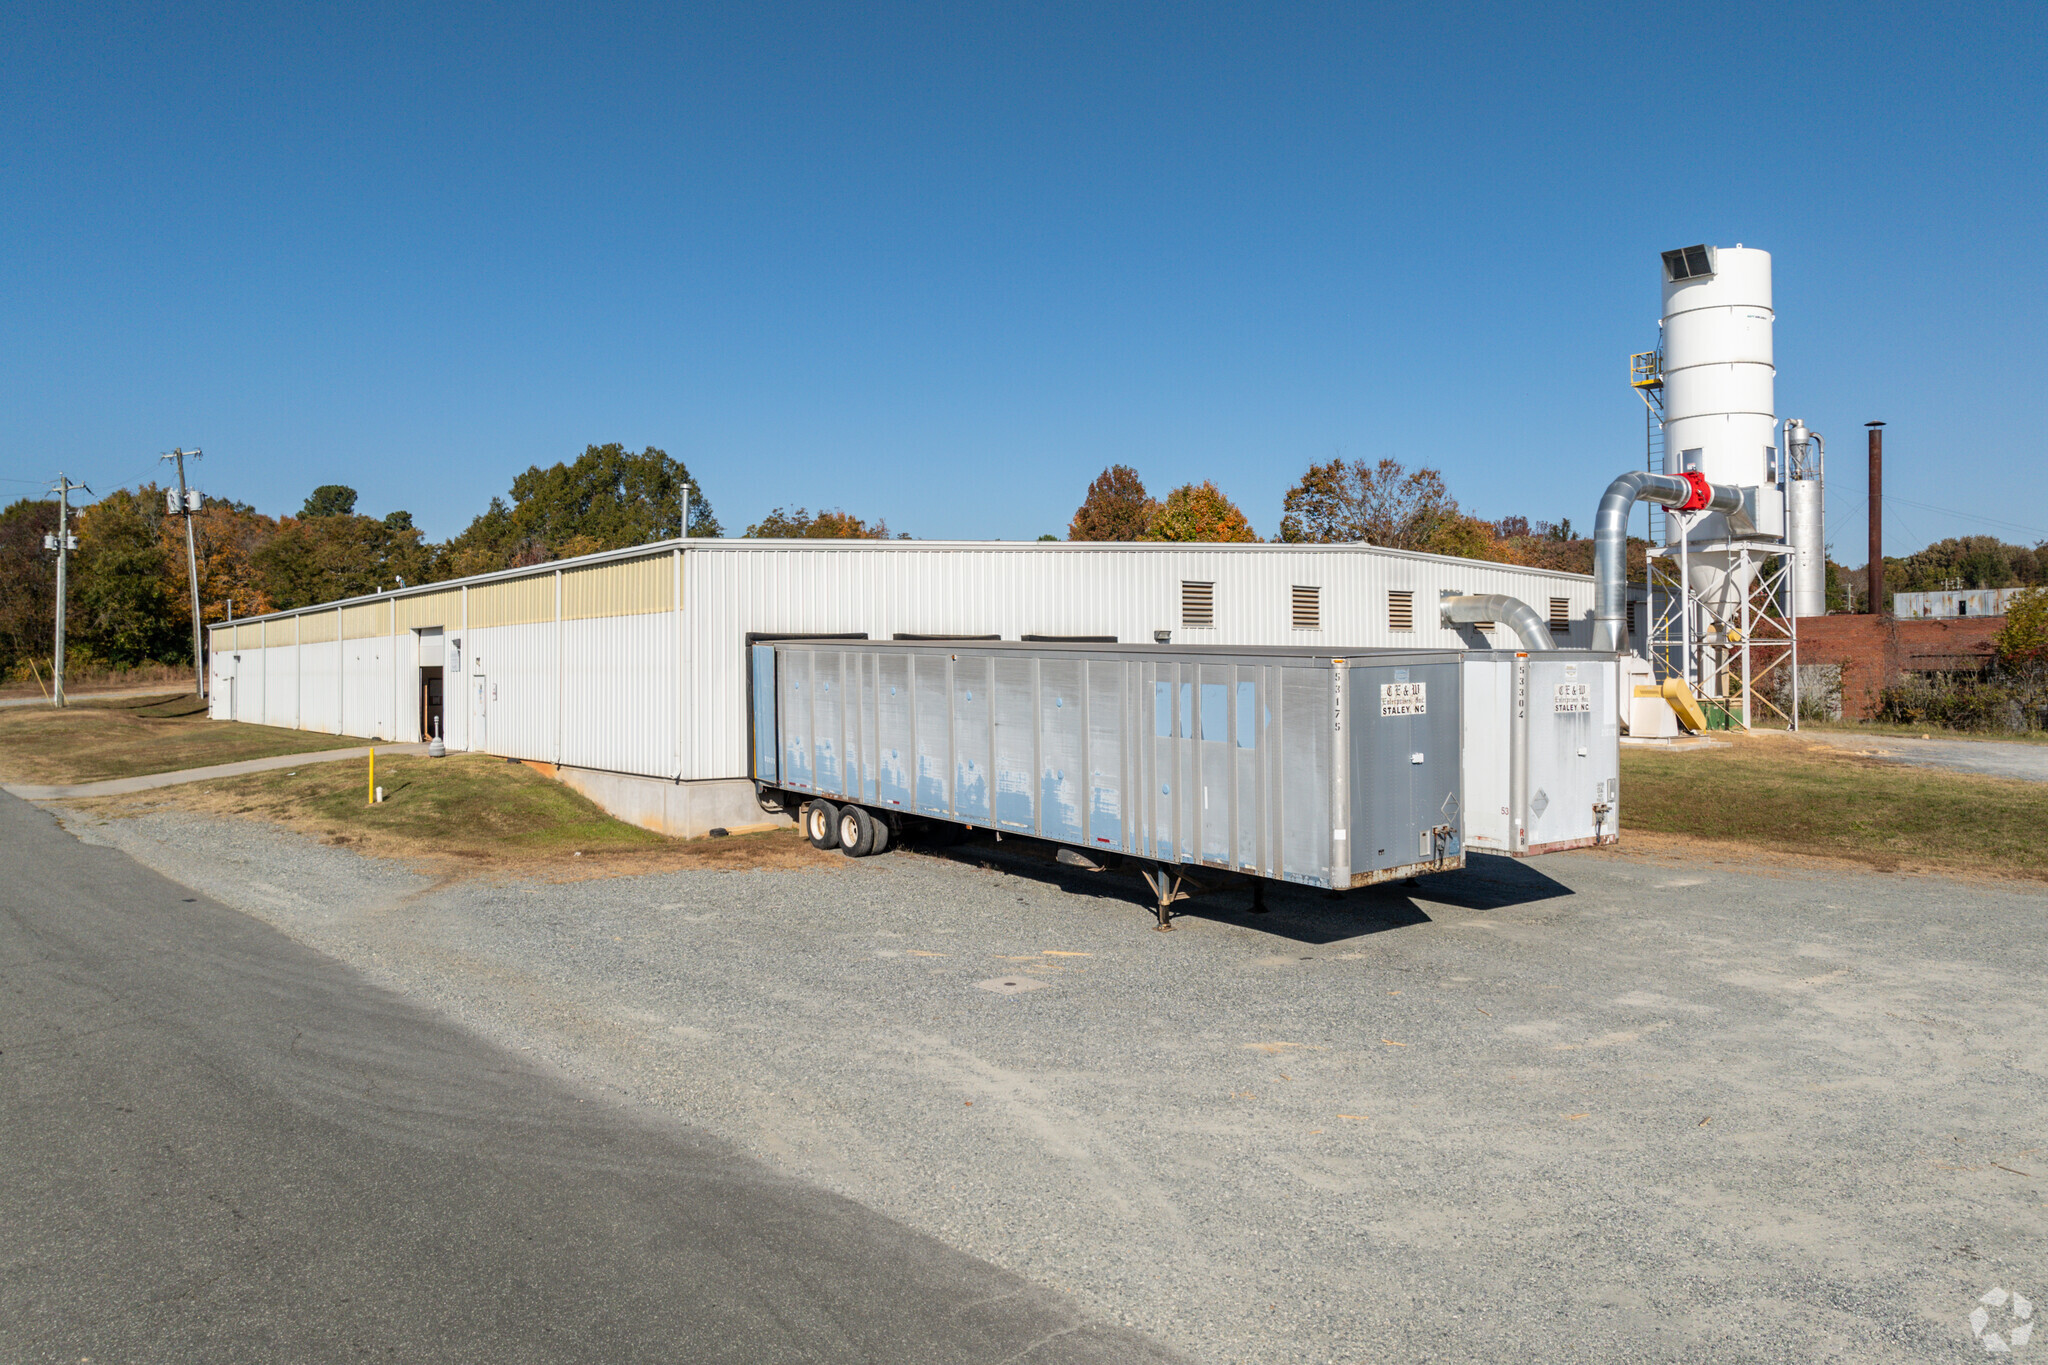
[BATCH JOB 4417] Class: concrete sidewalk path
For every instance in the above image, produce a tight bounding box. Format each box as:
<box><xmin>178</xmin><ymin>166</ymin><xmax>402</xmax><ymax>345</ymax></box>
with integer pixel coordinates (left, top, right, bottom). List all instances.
<box><xmin>1795</xmin><ymin>728</ymin><xmax>2048</xmax><ymax>782</ymax></box>
<box><xmin>4</xmin><ymin>743</ymin><xmax>430</xmax><ymax>801</ymax></box>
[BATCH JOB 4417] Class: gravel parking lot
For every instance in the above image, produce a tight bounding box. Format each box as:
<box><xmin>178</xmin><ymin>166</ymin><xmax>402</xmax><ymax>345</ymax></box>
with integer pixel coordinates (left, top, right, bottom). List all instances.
<box><xmin>63</xmin><ymin>811</ymin><xmax>2048</xmax><ymax>1363</ymax></box>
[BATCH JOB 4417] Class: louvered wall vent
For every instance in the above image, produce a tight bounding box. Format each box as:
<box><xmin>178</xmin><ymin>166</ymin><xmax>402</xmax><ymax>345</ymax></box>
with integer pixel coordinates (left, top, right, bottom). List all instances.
<box><xmin>1388</xmin><ymin>589</ymin><xmax>1414</xmax><ymax>631</ymax></box>
<box><xmin>1291</xmin><ymin>585</ymin><xmax>1320</xmax><ymax>630</ymax></box>
<box><xmin>1549</xmin><ymin>597</ymin><xmax>1572</xmax><ymax>630</ymax></box>
<box><xmin>1181</xmin><ymin>580</ymin><xmax>1214</xmax><ymax>628</ymax></box>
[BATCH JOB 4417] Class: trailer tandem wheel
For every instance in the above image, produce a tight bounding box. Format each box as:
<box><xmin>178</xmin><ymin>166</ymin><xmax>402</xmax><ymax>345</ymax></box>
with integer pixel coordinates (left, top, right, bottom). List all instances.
<box><xmin>804</xmin><ymin>800</ymin><xmax>839</xmax><ymax>850</ymax></box>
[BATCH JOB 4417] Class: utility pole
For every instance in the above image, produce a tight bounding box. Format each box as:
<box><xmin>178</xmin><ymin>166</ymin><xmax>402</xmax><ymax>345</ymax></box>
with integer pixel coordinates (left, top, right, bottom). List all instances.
<box><xmin>44</xmin><ymin>474</ymin><xmax>89</xmax><ymax>708</ymax></box>
<box><xmin>161</xmin><ymin>447</ymin><xmax>206</xmax><ymax>697</ymax></box>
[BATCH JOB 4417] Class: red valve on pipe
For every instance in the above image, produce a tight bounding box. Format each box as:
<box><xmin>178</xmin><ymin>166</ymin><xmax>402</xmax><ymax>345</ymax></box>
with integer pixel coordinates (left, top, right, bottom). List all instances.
<box><xmin>1676</xmin><ymin>470</ymin><xmax>1714</xmax><ymax>511</ymax></box>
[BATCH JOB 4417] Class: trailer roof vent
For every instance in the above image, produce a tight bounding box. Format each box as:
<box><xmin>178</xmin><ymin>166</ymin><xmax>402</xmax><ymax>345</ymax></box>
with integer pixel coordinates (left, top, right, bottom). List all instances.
<box><xmin>1662</xmin><ymin>244</ymin><xmax>1714</xmax><ymax>282</ymax></box>
<box><xmin>1388</xmin><ymin>589</ymin><xmax>1414</xmax><ymax>631</ymax></box>
<box><xmin>1291</xmin><ymin>585</ymin><xmax>1320</xmax><ymax>630</ymax></box>
<box><xmin>1181</xmin><ymin>580</ymin><xmax>1214</xmax><ymax>629</ymax></box>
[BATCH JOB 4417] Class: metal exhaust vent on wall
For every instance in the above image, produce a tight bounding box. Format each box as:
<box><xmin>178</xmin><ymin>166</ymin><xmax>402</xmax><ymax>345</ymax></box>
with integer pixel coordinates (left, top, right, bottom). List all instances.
<box><xmin>1388</xmin><ymin>589</ymin><xmax>1414</xmax><ymax>631</ymax></box>
<box><xmin>1548</xmin><ymin>597</ymin><xmax>1571</xmax><ymax>631</ymax></box>
<box><xmin>1291</xmin><ymin>585</ymin><xmax>1320</xmax><ymax>630</ymax></box>
<box><xmin>1181</xmin><ymin>580</ymin><xmax>1214</xmax><ymax>629</ymax></box>
<box><xmin>1662</xmin><ymin>244</ymin><xmax>1714</xmax><ymax>282</ymax></box>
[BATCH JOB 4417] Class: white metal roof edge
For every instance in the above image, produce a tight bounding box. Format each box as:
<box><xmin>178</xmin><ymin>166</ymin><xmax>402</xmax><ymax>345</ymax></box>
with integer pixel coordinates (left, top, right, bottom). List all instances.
<box><xmin>210</xmin><ymin>535</ymin><xmax>1595</xmax><ymax>629</ymax></box>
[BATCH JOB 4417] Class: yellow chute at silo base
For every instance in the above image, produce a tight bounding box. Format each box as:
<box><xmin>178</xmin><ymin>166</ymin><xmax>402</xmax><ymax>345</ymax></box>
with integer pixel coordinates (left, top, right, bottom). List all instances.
<box><xmin>1634</xmin><ymin>679</ymin><xmax>1712</xmax><ymax>733</ymax></box>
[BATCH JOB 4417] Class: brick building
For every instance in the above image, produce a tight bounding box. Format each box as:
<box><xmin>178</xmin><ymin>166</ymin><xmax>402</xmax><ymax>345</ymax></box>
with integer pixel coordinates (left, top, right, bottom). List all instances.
<box><xmin>1795</xmin><ymin>614</ymin><xmax>2002</xmax><ymax>718</ymax></box>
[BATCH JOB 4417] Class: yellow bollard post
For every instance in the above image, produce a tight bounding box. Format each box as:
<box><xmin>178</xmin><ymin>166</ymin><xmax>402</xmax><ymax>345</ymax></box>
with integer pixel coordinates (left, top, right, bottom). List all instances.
<box><xmin>368</xmin><ymin>746</ymin><xmax>375</xmax><ymax>806</ymax></box>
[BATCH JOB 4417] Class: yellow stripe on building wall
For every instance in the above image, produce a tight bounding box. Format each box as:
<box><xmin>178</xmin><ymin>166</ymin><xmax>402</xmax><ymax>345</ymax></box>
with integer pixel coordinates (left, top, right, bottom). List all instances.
<box><xmin>264</xmin><ymin>618</ymin><xmax>295</xmax><ymax>648</ymax></box>
<box><xmin>469</xmin><ymin>573</ymin><xmax>557</xmax><ymax>628</ymax></box>
<box><xmin>235</xmin><ymin>623</ymin><xmax>263</xmax><ymax>650</ymax></box>
<box><xmin>395</xmin><ymin>589</ymin><xmax>462</xmax><ymax>630</ymax></box>
<box><xmin>342</xmin><ymin>601</ymin><xmax>391</xmax><ymax>639</ymax></box>
<box><xmin>298</xmin><ymin>610</ymin><xmax>339</xmax><ymax>644</ymax></box>
<box><xmin>562</xmin><ymin>554</ymin><xmax>675</xmax><ymax>620</ymax></box>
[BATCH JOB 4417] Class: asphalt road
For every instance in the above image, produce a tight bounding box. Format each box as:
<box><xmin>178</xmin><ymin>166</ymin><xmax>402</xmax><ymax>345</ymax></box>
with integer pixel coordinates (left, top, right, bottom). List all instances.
<box><xmin>0</xmin><ymin>793</ymin><xmax>1176</xmax><ymax>1364</ymax></box>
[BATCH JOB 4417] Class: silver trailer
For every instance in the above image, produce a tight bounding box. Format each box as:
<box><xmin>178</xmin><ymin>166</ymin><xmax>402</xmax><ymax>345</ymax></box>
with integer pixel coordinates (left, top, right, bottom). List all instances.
<box><xmin>1458</xmin><ymin>649</ymin><xmax>1621</xmax><ymax>856</ymax></box>
<box><xmin>750</xmin><ymin>639</ymin><xmax>1465</xmax><ymax>928</ymax></box>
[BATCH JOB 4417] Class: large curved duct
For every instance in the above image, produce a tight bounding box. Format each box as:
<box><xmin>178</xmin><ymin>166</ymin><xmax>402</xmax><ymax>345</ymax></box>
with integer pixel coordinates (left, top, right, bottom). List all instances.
<box><xmin>1590</xmin><ymin>470</ymin><xmax>1745</xmax><ymax>652</ymax></box>
<box><xmin>1440</xmin><ymin>594</ymin><xmax>1554</xmax><ymax>651</ymax></box>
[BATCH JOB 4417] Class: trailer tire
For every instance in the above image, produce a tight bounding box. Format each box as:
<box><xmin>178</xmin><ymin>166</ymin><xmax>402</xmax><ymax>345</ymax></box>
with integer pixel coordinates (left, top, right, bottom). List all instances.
<box><xmin>805</xmin><ymin>800</ymin><xmax>839</xmax><ymax>850</ymax></box>
<box><xmin>868</xmin><ymin>815</ymin><xmax>891</xmax><ymax>856</ymax></box>
<box><xmin>838</xmin><ymin>804</ymin><xmax>877</xmax><ymax>857</ymax></box>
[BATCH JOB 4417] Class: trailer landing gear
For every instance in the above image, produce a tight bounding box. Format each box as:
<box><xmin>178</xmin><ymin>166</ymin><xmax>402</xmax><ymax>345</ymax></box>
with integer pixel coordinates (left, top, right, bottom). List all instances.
<box><xmin>1140</xmin><ymin>863</ymin><xmax>1191</xmax><ymax>930</ymax></box>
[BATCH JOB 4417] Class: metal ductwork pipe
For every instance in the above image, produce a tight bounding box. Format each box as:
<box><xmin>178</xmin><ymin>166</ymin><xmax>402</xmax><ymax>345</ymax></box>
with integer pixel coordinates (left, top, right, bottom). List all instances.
<box><xmin>1440</xmin><ymin>594</ymin><xmax>1554</xmax><ymax>650</ymax></box>
<box><xmin>1590</xmin><ymin>470</ymin><xmax>1745</xmax><ymax>652</ymax></box>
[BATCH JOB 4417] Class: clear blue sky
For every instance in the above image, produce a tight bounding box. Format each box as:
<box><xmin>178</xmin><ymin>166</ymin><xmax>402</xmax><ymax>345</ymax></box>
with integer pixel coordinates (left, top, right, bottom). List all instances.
<box><xmin>4</xmin><ymin>1</ymin><xmax>2042</xmax><ymax>557</ymax></box>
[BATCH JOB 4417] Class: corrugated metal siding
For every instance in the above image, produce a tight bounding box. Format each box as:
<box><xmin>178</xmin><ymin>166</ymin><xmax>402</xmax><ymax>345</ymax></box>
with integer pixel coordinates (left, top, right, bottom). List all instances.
<box><xmin>396</xmin><ymin>589</ymin><xmax>462</xmax><ymax>630</ymax></box>
<box><xmin>262</xmin><ymin>645</ymin><xmax>299</xmax><ymax>728</ymax></box>
<box><xmin>563</xmin><ymin>554</ymin><xmax>674</xmax><ymax>620</ymax></box>
<box><xmin>470</xmin><ymin>621</ymin><xmax>558</xmax><ymax>762</ymax></box>
<box><xmin>299</xmin><ymin>610</ymin><xmax>339</xmax><ymax>644</ymax></box>
<box><xmin>301</xmin><ymin>638</ymin><xmax>341</xmax><ymax>734</ymax></box>
<box><xmin>235</xmin><ymin>623</ymin><xmax>263</xmax><ymax>651</ymax></box>
<box><xmin>393</xmin><ymin>631</ymin><xmax>420</xmax><ymax>742</ymax></box>
<box><xmin>342</xmin><ymin>636</ymin><xmax>393</xmax><ymax>740</ymax></box>
<box><xmin>209</xmin><ymin>646</ymin><xmax>232</xmax><ymax>719</ymax></box>
<box><xmin>342</xmin><ymin>601</ymin><xmax>390</xmax><ymax>640</ymax></box>
<box><xmin>679</xmin><ymin>544</ymin><xmax>1597</xmax><ymax>782</ymax></box>
<box><xmin>264</xmin><ymin>618</ymin><xmax>295</xmax><ymax>649</ymax></box>
<box><xmin>470</xmin><ymin>575</ymin><xmax>556</xmax><ymax>628</ymax></box>
<box><xmin>559</xmin><ymin>613</ymin><xmax>677</xmax><ymax>773</ymax></box>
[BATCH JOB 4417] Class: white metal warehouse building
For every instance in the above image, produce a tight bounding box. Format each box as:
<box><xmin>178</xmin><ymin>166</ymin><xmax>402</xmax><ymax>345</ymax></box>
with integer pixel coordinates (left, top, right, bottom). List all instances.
<box><xmin>207</xmin><ymin>538</ymin><xmax>1599</xmax><ymax>836</ymax></box>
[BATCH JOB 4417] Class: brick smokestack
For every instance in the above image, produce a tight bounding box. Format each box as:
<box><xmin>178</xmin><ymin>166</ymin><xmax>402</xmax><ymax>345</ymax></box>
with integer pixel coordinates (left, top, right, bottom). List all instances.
<box><xmin>1866</xmin><ymin>422</ymin><xmax>1885</xmax><ymax>615</ymax></box>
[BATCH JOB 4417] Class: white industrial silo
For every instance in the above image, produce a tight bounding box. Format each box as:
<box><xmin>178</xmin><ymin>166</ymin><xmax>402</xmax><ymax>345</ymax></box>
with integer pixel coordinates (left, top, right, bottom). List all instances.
<box><xmin>1658</xmin><ymin>245</ymin><xmax>1783</xmax><ymax>653</ymax></box>
<box><xmin>1783</xmin><ymin>417</ymin><xmax>1827</xmax><ymax>616</ymax></box>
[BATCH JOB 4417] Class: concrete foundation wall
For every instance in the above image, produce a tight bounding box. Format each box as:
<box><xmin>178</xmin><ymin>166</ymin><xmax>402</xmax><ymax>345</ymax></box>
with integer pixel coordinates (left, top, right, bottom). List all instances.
<box><xmin>538</xmin><ymin>764</ymin><xmax>792</xmax><ymax>841</ymax></box>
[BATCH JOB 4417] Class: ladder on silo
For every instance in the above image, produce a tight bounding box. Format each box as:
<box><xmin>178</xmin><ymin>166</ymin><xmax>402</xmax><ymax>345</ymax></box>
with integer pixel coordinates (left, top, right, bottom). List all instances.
<box><xmin>1630</xmin><ymin>350</ymin><xmax>1666</xmax><ymax>544</ymax></box>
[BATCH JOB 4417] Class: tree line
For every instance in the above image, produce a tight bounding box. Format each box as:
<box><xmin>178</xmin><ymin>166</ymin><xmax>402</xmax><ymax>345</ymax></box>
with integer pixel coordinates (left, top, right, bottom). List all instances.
<box><xmin>1063</xmin><ymin>459</ymin><xmax>1627</xmax><ymax>576</ymax></box>
<box><xmin>0</xmin><ymin>444</ymin><xmax>719</xmax><ymax>683</ymax></box>
<box><xmin>8</xmin><ymin>440</ymin><xmax>2040</xmax><ymax>686</ymax></box>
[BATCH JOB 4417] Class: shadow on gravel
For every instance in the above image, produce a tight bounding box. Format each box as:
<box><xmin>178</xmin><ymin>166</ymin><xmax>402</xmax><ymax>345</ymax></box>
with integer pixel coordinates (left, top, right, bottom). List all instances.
<box><xmin>908</xmin><ymin>833</ymin><xmax>1571</xmax><ymax>944</ymax></box>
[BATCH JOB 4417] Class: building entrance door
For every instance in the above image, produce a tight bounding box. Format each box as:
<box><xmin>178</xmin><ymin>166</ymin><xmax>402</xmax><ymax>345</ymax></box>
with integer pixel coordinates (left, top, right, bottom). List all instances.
<box><xmin>420</xmin><ymin>666</ymin><xmax>444</xmax><ymax>744</ymax></box>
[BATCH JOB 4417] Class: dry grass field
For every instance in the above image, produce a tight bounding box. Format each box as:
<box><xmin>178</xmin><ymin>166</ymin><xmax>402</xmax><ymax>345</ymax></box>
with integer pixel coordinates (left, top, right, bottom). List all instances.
<box><xmin>0</xmin><ymin>693</ymin><xmax>359</xmax><ymax>784</ymax></box>
<box><xmin>70</xmin><ymin>752</ymin><xmax>834</xmax><ymax>880</ymax></box>
<box><xmin>1620</xmin><ymin>730</ymin><xmax>2048</xmax><ymax>880</ymax></box>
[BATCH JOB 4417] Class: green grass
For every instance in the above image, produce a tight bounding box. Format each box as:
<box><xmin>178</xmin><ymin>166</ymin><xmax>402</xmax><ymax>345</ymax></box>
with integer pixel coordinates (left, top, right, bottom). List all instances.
<box><xmin>0</xmin><ymin>693</ymin><xmax>361</xmax><ymax>785</ymax></box>
<box><xmin>170</xmin><ymin>752</ymin><xmax>669</xmax><ymax>863</ymax></box>
<box><xmin>1622</xmin><ymin>736</ymin><xmax>2048</xmax><ymax>878</ymax></box>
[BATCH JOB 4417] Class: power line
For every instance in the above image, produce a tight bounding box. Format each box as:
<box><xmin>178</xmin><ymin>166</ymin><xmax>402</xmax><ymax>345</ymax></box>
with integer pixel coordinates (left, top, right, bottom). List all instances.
<box><xmin>1882</xmin><ymin>496</ymin><xmax>2046</xmax><ymax>540</ymax></box>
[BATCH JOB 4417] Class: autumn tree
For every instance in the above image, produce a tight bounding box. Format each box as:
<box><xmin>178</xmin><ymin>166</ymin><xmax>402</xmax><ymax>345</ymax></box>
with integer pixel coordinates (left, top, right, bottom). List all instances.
<box><xmin>0</xmin><ymin>498</ymin><xmax>58</xmax><ymax>680</ymax></box>
<box><xmin>1277</xmin><ymin>457</ymin><xmax>1461</xmax><ymax>548</ymax></box>
<box><xmin>1994</xmin><ymin>586</ymin><xmax>2048</xmax><ymax>668</ymax></box>
<box><xmin>181</xmin><ymin>498</ymin><xmax>282</xmax><ymax>624</ymax></box>
<box><xmin>73</xmin><ymin>486</ymin><xmax>184</xmax><ymax>665</ymax></box>
<box><xmin>1068</xmin><ymin>465</ymin><xmax>1156</xmax><ymax>541</ymax></box>
<box><xmin>253</xmin><ymin>508</ymin><xmax>434</xmax><ymax>608</ymax></box>
<box><xmin>442</xmin><ymin>444</ymin><xmax>720</xmax><ymax>576</ymax></box>
<box><xmin>1141</xmin><ymin>482</ymin><xmax>1259</xmax><ymax>543</ymax></box>
<box><xmin>744</xmin><ymin>507</ymin><xmax>892</xmax><ymax>538</ymax></box>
